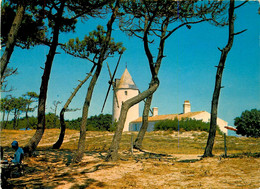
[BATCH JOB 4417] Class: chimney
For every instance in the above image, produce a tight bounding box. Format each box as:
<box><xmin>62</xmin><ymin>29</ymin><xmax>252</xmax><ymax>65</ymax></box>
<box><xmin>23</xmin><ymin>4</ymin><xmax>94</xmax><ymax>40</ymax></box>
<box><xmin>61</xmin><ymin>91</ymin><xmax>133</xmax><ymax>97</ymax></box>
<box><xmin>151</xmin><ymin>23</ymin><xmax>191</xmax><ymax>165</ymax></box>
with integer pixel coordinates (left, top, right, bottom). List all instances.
<box><xmin>183</xmin><ymin>100</ymin><xmax>191</xmax><ymax>114</ymax></box>
<box><xmin>152</xmin><ymin>107</ymin><xmax>158</xmax><ymax>116</ymax></box>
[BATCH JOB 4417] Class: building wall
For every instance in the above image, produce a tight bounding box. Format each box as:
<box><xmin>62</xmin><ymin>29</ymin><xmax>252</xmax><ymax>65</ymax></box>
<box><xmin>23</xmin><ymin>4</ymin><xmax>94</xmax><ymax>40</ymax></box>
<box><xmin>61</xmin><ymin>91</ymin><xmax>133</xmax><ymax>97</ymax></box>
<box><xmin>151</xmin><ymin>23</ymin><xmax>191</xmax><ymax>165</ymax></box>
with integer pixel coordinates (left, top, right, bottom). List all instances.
<box><xmin>191</xmin><ymin>111</ymin><xmax>228</xmax><ymax>134</ymax></box>
<box><xmin>113</xmin><ymin>88</ymin><xmax>139</xmax><ymax>131</ymax></box>
<box><xmin>130</xmin><ymin>111</ymin><xmax>228</xmax><ymax>135</ymax></box>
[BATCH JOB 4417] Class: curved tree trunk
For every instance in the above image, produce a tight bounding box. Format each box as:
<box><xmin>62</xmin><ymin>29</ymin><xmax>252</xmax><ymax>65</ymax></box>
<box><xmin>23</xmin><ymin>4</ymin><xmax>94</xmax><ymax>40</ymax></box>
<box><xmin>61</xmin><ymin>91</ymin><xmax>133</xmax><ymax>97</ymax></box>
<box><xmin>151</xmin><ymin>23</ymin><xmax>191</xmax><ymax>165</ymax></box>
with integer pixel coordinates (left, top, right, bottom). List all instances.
<box><xmin>25</xmin><ymin>105</ymin><xmax>33</xmax><ymax>130</ymax></box>
<box><xmin>73</xmin><ymin>65</ymin><xmax>102</xmax><ymax>162</ymax></box>
<box><xmin>203</xmin><ymin>0</ymin><xmax>235</xmax><ymax>157</ymax></box>
<box><xmin>134</xmin><ymin>93</ymin><xmax>153</xmax><ymax>149</ymax></box>
<box><xmin>52</xmin><ymin>65</ymin><xmax>95</xmax><ymax>149</ymax></box>
<box><xmin>105</xmin><ymin>79</ymin><xmax>159</xmax><ymax>161</ymax></box>
<box><xmin>23</xmin><ymin>2</ymin><xmax>65</xmax><ymax>156</ymax></box>
<box><xmin>1</xmin><ymin>4</ymin><xmax>25</xmax><ymax>80</ymax></box>
<box><xmin>73</xmin><ymin>0</ymin><xmax>120</xmax><ymax>163</ymax></box>
<box><xmin>53</xmin><ymin>108</ymin><xmax>66</xmax><ymax>149</ymax></box>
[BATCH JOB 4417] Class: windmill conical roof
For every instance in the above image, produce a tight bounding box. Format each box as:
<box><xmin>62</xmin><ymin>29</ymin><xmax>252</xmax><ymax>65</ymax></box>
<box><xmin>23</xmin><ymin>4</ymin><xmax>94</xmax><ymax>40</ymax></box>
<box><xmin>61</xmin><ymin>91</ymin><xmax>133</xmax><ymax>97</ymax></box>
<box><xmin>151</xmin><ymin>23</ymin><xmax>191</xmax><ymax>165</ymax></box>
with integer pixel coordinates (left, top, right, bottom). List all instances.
<box><xmin>117</xmin><ymin>68</ymin><xmax>138</xmax><ymax>90</ymax></box>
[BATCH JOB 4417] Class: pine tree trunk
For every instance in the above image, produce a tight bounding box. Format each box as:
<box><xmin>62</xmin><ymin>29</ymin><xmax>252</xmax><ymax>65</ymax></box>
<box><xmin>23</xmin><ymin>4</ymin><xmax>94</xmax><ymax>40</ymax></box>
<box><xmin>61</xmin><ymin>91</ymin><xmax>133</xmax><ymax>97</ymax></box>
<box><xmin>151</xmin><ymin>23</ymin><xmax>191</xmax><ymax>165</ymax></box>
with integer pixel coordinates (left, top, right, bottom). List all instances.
<box><xmin>1</xmin><ymin>4</ymin><xmax>25</xmax><ymax>79</ymax></box>
<box><xmin>17</xmin><ymin>112</ymin><xmax>20</xmax><ymax>128</ymax></box>
<box><xmin>4</xmin><ymin>112</ymin><xmax>10</xmax><ymax>129</ymax></box>
<box><xmin>53</xmin><ymin>66</ymin><xmax>95</xmax><ymax>149</ymax></box>
<box><xmin>23</xmin><ymin>2</ymin><xmax>65</xmax><ymax>156</ymax></box>
<box><xmin>52</xmin><ymin>108</ymin><xmax>66</xmax><ymax>149</ymax></box>
<box><xmin>13</xmin><ymin>109</ymin><xmax>17</xmax><ymax>130</ymax></box>
<box><xmin>203</xmin><ymin>0</ymin><xmax>235</xmax><ymax>157</ymax></box>
<box><xmin>25</xmin><ymin>110</ymin><xmax>29</xmax><ymax>130</ymax></box>
<box><xmin>1</xmin><ymin>111</ymin><xmax>5</xmax><ymax>130</ymax></box>
<box><xmin>73</xmin><ymin>1</ymin><xmax>119</xmax><ymax>163</ymax></box>
<box><xmin>105</xmin><ymin>80</ymin><xmax>159</xmax><ymax>161</ymax></box>
<box><xmin>134</xmin><ymin>94</ymin><xmax>153</xmax><ymax>149</ymax></box>
<box><xmin>2</xmin><ymin>111</ymin><xmax>5</xmax><ymax>123</ymax></box>
<box><xmin>73</xmin><ymin>65</ymin><xmax>102</xmax><ymax>162</ymax></box>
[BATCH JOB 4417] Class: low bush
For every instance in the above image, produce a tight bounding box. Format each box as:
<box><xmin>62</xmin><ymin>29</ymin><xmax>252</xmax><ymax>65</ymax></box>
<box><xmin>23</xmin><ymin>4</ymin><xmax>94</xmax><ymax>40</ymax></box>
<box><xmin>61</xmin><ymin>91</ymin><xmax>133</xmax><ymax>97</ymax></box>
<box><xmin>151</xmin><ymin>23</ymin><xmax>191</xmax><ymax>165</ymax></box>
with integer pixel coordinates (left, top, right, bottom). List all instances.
<box><xmin>2</xmin><ymin>114</ymin><xmax>114</xmax><ymax>131</ymax></box>
<box><xmin>154</xmin><ymin>118</ymin><xmax>222</xmax><ymax>133</ymax></box>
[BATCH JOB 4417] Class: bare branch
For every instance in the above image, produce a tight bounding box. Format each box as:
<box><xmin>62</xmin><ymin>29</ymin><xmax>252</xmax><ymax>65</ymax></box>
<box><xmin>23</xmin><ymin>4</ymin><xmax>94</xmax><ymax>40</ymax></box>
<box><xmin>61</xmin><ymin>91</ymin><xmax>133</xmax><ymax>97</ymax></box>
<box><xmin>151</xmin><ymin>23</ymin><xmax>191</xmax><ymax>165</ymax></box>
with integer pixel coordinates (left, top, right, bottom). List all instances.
<box><xmin>63</xmin><ymin>50</ymin><xmax>97</xmax><ymax>65</ymax></box>
<box><xmin>132</xmin><ymin>32</ymin><xmax>143</xmax><ymax>40</ymax></box>
<box><xmin>234</xmin><ymin>0</ymin><xmax>249</xmax><ymax>9</ymax></box>
<box><xmin>218</xmin><ymin>47</ymin><xmax>223</xmax><ymax>52</ymax></box>
<box><xmin>233</xmin><ymin>29</ymin><xmax>247</xmax><ymax>36</ymax></box>
<box><xmin>151</xmin><ymin>29</ymin><xmax>161</xmax><ymax>38</ymax></box>
<box><xmin>35</xmin><ymin>38</ymin><xmax>64</xmax><ymax>47</ymax></box>
<box><xmin>124</xmin><ymin>29</ymin><xmax>144</xmax><ymax>39</ymax></box>
<box><xmin>165</xmin><ymin>18</ymin><xmax>213</xmax><ymax>40</ymax></box>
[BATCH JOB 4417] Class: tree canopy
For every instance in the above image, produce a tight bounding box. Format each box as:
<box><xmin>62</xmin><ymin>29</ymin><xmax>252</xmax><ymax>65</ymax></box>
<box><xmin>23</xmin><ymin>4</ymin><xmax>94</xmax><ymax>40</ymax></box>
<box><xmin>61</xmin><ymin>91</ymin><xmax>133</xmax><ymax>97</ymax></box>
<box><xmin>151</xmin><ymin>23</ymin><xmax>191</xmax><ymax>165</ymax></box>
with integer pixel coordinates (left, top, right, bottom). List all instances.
<box><xmin>235</xmin><ymin>109</ymin><xmax>260</xmax><ymax>138</ymax></box>
<box><xmin>62</xmin><ymin>25</ymin><xmax>125</xmax><ymax>62</ymax></box>
<box><xmin>1</xmin><ymin>0</ymin><xmax>46</xmax><ymax>49</ymax></box>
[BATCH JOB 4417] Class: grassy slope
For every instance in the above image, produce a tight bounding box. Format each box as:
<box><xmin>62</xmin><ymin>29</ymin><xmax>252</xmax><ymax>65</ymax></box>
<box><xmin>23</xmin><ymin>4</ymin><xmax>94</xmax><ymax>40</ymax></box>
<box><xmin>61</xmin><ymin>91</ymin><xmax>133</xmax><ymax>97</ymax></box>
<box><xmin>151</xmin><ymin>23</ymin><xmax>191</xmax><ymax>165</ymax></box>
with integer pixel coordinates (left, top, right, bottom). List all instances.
<box><xmin>1</xmin><ymin>129</ymin><xmax>259</xmax><ymax>155</ymax></box>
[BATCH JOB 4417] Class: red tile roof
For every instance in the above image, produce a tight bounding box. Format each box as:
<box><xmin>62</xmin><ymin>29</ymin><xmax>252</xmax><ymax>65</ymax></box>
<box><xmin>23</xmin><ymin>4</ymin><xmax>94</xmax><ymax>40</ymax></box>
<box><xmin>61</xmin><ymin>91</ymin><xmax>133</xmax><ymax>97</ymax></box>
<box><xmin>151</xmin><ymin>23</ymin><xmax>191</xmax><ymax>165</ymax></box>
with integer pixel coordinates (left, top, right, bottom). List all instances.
<box><xmin>131</xmin><ymin>111</ymin><xmax>205</xmax><ymax>123</ymax></box>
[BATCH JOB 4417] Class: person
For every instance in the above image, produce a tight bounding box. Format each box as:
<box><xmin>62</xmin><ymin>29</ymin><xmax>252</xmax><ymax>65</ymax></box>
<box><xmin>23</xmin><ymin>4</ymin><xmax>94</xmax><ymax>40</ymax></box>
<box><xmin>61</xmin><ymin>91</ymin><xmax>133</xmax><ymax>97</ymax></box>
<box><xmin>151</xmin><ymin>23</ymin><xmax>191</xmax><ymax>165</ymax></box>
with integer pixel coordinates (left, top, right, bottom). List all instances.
<box><xmin>9</xmin><ymin>141</ymin><xmax>24</xmax><ymax>165</ymax></box>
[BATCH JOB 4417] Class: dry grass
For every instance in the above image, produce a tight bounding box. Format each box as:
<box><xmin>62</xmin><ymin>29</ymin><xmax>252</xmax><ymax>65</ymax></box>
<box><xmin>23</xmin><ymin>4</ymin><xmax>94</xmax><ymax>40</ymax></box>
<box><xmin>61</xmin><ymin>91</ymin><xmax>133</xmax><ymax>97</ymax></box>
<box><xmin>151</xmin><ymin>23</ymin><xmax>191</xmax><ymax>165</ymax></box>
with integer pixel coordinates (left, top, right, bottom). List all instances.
<box><xmin>1</xmin><ymin>129</ymin><xmax>259</xmax><ymax>188</ymax></box>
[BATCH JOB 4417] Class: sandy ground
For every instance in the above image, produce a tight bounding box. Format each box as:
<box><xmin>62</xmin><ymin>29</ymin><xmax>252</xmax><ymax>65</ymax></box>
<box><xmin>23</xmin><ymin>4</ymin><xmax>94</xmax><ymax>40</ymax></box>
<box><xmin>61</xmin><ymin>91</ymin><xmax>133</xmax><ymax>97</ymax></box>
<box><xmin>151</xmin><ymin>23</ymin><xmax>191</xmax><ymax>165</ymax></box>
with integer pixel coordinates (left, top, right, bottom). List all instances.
<box><xmin>2</xmin><ymin>147</ymin><xmax>259</xmax><ymax>189</ymax></box>
<box><xmin>1</xmin><ymin>130</ymin><xmax>259</xmax><ymax>188</ymax></box>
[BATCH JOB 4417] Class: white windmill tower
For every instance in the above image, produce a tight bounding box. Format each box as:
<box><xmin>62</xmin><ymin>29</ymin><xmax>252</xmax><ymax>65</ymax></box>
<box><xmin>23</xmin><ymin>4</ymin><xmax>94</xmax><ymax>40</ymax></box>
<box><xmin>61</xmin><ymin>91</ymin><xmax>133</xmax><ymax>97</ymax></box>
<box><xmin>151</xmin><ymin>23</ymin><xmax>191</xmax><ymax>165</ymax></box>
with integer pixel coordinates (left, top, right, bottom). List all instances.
<box><xmin>101</xmin><ymin>57</ymin><xmax>139</xmax><ymax>131</ymax></box>
<box><xmin>112</xmin><ymin>68</ymin><xmax>139</xmax><ymax>131</ymax></box>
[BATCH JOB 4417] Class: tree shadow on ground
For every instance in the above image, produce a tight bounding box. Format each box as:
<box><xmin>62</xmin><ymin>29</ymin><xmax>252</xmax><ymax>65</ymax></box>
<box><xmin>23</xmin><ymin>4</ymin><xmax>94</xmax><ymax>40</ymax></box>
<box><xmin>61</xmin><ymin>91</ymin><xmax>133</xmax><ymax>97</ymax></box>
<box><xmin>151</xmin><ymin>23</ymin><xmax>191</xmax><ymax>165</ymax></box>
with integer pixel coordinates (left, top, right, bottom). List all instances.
<box><xmin>3</xmin><ymin>148</ymin><xmax>114</xmax><ymax>188</ymax></box>
<box><xmin>71</xmin><ymin>178</ymin><xmax>106</xmax><ymax>189</ymax></box>
<box><xmin>3</xmin><ymin>146</ymin><xmax>183</xmax><ymax>188</ymax></box>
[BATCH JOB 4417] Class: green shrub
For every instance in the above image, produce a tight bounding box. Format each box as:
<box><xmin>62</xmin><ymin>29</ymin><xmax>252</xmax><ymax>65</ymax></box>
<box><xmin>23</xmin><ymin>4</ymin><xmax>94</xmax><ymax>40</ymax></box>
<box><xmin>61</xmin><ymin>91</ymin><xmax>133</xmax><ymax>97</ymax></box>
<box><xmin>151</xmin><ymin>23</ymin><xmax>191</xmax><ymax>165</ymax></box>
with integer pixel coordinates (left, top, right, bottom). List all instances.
<box><xmin>109</xmin><ymin>121</ymin><xmax>117</xmax><ymax>132</ymax></box>
<box><xmin>3</xmin><ymin>116</ymin><xmax>37</xmax><ymax>130</ymax></box>
<box><xmin>154</xmin><ymin>118</ymin><xmax>221</xmax><ymax>133</ymax></box>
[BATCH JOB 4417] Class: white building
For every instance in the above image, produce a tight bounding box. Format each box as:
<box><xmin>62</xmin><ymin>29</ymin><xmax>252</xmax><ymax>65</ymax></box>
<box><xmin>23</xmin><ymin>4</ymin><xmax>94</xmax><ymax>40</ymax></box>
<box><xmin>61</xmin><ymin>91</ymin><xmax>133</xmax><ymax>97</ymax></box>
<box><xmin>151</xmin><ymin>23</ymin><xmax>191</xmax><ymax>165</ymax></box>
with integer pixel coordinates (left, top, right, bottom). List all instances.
<box><xmin>112</xmin><ymin>68</ymin><xmax>139</xmax><ymax>131</ymax></box>
<box><xmin>112</xmin><ymin>69</ymin><xmax>228</xmax><ymax>135</ymax></box>
<box><xmin>129</xmin><ymin>101</ymin><xmax>228</xmax><ymax>135</ymax></box>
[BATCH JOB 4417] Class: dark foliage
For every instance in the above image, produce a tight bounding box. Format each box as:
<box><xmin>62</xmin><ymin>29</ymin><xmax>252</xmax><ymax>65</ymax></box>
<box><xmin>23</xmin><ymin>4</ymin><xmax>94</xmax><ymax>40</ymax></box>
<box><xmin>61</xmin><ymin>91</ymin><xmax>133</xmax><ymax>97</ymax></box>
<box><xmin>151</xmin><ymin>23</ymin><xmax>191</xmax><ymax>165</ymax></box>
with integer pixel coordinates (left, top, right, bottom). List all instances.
<box><xmin>154</xmin><ymin>118</ymin><xmax>222</xmax><ymax>133</ymax></box>
<box><xmin>1</xmin><ymin>0</ymin><xmax>46</xmax><ymax>49</ymax></box>
<box><xmin>86</xmin><ymin>114</ymin><xmax>113</xmax><ymax>131</ymax></box>
<box><xmin>2</xmin><ymin>114</ymin><xmax>113</xmax><ymax>131</ymax></box>
<box><xmin>234</xmin><ymin>109</ymin><xmax>260</xmax><ymax>138</ymax></box>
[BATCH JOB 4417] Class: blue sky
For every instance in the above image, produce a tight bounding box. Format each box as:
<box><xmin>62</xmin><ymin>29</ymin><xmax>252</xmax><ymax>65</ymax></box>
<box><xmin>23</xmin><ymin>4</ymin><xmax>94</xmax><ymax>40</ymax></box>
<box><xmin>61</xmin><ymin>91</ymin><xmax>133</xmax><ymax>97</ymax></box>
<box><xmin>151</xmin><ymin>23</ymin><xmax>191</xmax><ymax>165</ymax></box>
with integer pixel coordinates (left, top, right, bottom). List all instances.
<box><xmin>3</xmin><ymin>1</ymin><xmax>259</xmax><ymax>135</ymax></box>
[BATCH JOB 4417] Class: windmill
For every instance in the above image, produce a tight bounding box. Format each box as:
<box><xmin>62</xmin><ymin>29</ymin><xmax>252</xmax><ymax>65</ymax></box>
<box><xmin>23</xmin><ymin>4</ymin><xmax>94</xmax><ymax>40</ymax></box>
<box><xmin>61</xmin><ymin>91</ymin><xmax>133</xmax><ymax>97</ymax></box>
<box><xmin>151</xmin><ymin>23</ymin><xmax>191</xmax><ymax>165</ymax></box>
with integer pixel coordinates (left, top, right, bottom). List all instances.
<box><xmin>101</xmin><ymin>54</ymin><xmax>122</xmax><ymax>113</ymax></box>
<box><xmin>101</xmin><ymin>54</ymin><xmax>154</xmax><ymax>118</ymax></box>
